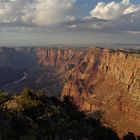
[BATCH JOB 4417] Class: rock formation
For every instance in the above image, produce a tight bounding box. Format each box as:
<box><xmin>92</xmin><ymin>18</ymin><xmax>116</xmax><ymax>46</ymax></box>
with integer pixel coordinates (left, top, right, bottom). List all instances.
<box><xmin>35</xmin><ymin>47</ymin><xmax>140</xmax><ymax>137</ymax></box>
<box><xmin>36</xmin><ymin>48</ymin><xmax>86</xmax><ymax>67</ymax></box>
<box><xmin>60</xmin><ymin>47</ymin><xmax>140</xmax><ymax>137</ymax></box>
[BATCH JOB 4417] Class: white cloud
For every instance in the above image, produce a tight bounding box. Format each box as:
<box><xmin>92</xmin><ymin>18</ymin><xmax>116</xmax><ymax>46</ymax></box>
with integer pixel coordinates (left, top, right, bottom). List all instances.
<box><xmin>68</xmin><ymin>24</ymin><xmax>76</xmax><ymax>28</ymax></box>
<box><xmin>0</xmin><ymin>0</ymin><xmax>76</xmax><ymax>26</ymax></box>
<box><xmin>125</xmin><ymin>31</ymin><xmax>140</xmax><ymax>34</ymax></box>
<box><xmin>35</xmin><ymin>0</ymin><xmax>76</xmax><ymax>26</ymax></box>
<box><xmin>122</xmin><ymin>0</ymin><xmax>129</xmax><ymax>4</ymax></box>
<box><xmin>90</xmin><ymin>0</ymin><xmax>140</xmax><ymax>20</ymax></box>
<box><xmin>78</xmin><ymin>0</ymin><xmax>140</xmax><ymax>34</ymax></box>
<box><xmin>123</xmin><ymin>5</ymin><xmax>140</xmax><ymax>14</ymax></box>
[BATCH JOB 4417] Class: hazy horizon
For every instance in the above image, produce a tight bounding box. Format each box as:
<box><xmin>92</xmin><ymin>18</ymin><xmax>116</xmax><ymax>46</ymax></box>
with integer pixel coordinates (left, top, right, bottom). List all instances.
<box><xmin>0</xmin><ymin>43</ymin><xmax>140</xmax><ymax>49</ymax></box>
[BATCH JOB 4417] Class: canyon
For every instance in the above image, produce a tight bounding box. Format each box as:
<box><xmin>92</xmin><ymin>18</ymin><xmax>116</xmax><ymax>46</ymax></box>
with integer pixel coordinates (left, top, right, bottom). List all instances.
<box><xmin>0</xmin><ymin>46</ymin><xmax>140</xmax><ymax>137</ymax></box>
<box><xmin>36</xmin><ymin>47</ymin><xmax>140</xmax><ymax>137</ymax></box>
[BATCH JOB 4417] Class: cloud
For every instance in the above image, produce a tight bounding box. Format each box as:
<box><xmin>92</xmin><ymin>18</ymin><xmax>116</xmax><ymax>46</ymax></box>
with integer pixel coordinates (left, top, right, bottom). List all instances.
<box><xmin>90</xmin><ymin>0</ymin><xmax>140</xmax><ymax>20</ymax></box>
<box><xmin>35</xmin><ymin>0</ymin><xmax>76</xmax><ymax>26</ymax></box>
<box><xmin>0</xmin><ymin>0</ymin><xmax>140</xmax><ymax>36</ymax></box>
<box><xmin>74</xmin><ymin>0</ymin><xmax>139</xmax><ymax>34</ymax></box>
<box><xmin>62</xmin><ymin>17</ymin><xmax>108</xmax><ymax>31</ymax></box>
<box><xmin>0</xmin><ymin>0</ymin><xmax>76</xmax><ymax>26</ymax></box>
<box><xmin>0</xmin><ymin>0</ymin><xmax>34</xmax><ymax>23</ymax></box>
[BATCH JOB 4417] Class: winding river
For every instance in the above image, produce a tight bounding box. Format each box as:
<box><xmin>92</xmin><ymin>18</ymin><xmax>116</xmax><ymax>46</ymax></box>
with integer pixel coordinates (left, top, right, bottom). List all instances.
<box><xmin>0</xmin><ymin>72</ymin><xmax>27</xmax><ymax>88</ymax></box>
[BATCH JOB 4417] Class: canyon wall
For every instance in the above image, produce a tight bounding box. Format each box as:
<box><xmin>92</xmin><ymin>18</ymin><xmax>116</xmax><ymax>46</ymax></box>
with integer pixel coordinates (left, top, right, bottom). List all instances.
<box><xmin>60</xmin><ymin>47</ymin><xmax>140</xmax><ymax>137</ymax></box>
<box><xmin>0</xmin><ymin>47</ymin><xmax>37</xmax><ymax>69</ymax></box>
<box><xmin>36</xmin><ymin>48</ymin><xmax>86</xmax><ymax>68</ymax></box>
<box><xmin>36</xmin><ymin>47</ymin><xmax>140</xmax><ymax>137</ymax></box>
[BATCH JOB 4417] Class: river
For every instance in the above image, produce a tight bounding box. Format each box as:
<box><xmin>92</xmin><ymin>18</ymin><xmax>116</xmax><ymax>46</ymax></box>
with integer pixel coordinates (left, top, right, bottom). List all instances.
<box><xmin>0</xmin><ymin>72</ymin><xmax>27</xmax><ymax>89</ymax></box>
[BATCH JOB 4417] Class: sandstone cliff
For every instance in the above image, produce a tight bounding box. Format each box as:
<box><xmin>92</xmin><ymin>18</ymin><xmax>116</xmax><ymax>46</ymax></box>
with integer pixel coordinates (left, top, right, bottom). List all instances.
<box><xmin>36</xmin><ymin>48</ymin><xmax>86</xmax><ymax>67</ymax></box>
<box><xmin>36</xmin><ymin>47</ymin><xmax>140</xmax><ymax>137</ymax></box>
<box><xmin>60</xmin><ymin>47</ymin><xmax>140</xmax><ymax>137</ymax></box>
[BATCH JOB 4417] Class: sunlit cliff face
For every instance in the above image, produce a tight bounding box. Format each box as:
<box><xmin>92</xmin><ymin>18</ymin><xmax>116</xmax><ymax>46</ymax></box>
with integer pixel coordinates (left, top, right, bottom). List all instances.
<box><xmin>36</xmin><ymin>47</ymin><xmax>140</xmax><ymax>137</ymax></box>
<box><xmin>59</xmin><ymin>47</ymin><xmax>140</xmax><ymax>137</ymax></box>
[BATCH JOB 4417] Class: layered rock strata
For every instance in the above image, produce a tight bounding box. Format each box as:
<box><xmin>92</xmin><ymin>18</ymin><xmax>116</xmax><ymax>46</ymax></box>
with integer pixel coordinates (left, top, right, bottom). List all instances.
<box><xmin>60</xmin><ymin>47</ymin><xmax>140</xmax><ymax>137</ymax></box>
<box><xmin>36</xmin><ymin>47</ymin><xmax>140</xmax><ymax>137</ymax></box>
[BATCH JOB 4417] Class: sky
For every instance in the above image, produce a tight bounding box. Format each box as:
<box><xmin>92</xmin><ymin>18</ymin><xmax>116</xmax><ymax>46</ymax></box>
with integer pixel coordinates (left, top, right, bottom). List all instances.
<box><xmin>0</xmin><ymin>0</ymin><xmax>140</xmax><ymax>46</ymax></box>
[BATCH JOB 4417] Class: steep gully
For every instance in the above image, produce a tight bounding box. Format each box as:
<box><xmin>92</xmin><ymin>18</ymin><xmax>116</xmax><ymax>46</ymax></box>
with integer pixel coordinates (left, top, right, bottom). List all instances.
<box><xmin>36</xmin><ymin>47</ymin><xmax>140</xmax><ymax>137</ymax></box>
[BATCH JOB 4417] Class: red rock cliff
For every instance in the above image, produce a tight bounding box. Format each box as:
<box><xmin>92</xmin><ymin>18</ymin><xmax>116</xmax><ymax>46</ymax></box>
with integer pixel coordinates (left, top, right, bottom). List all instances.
<box><xmin>36</xmin><ymin>47</ymin><xmax>140</xmax><ymax>137</ymax></box>
<box><xmin>61</xmin><ymin>47</ymin><xmax>140</xmax><ymax>137</ymax></box>
<box><xmin>36</xmin><ymin>48</ymin><xmax>86</xmax><ymax>67</ymax></box>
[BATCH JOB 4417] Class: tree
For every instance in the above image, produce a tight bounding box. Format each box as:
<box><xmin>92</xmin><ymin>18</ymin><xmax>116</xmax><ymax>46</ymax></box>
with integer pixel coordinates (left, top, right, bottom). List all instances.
<box><xmin>21</xmin><ymin>87</ymin><xmax>34</xmax><ymax>98</ymax></box>
<box><xmin>123</xmin><ymin>132</ymin><xmax>140</xmax><ymax>140</ymax></box>
<box><xmin>62</xmin><ymin>96</ymin><xmax>85</xmax><ymax>121</ymax></box>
